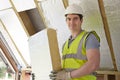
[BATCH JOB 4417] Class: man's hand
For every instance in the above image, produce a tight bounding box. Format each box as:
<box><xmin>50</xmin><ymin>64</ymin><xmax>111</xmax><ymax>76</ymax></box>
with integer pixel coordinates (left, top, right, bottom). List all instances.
<box><xmin>49</xmin><ymin>70</ymin><xmax>71</xmax><ymax>80</ymax></box>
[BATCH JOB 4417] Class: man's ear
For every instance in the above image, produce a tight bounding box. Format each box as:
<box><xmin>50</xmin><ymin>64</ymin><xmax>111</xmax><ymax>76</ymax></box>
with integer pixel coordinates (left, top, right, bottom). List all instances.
<box><xmin>80</xmin><ymin>18</ymin><xmax>83</xmax><ymax>23</ymax></box>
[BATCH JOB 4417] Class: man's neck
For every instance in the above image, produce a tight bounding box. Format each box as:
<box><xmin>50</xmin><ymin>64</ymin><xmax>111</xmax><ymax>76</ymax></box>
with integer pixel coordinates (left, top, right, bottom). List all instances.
<box><xmin>71</xmin><ymin>30</ymin><xmax>83</xmax><ymax>38</ymax></box>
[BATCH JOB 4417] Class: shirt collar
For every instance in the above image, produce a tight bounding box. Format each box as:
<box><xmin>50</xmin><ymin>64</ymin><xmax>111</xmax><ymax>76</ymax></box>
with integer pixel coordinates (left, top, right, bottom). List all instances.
<box><xmin>69</xmin><ymin>30</ymin><xmax>84</xmax><ymax>41</ymax></box>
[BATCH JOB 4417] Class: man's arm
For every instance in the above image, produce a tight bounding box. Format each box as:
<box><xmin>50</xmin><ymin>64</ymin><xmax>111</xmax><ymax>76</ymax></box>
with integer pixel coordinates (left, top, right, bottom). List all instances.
<box><xmin>70</xmin><ymin>33</ymin><xmax>100</xmax><ymax>78</ymax></box>
<box><xmin>70</xmin><ymin>48</ymin><xmax>100</xmax><ymax>78</ymax></box>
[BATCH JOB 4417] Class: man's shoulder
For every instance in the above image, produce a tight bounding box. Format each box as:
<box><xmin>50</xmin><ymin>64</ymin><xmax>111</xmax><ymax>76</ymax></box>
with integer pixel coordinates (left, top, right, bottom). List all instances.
<box><xmin>85</xmin><ymin>30</ymin><xmax>100</xmax><ymax>42</ymax></box>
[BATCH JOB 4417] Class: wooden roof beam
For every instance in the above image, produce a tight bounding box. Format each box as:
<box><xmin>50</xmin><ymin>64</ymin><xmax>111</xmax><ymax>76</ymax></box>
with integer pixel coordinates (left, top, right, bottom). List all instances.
<box><xmin>62</xmin><ymin>0</ymin><xmax>69</xmax><ymax>9</ymax></box>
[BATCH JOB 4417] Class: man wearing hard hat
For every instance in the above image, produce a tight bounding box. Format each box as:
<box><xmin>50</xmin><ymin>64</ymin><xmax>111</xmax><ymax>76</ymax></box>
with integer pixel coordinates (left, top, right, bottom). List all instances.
<box><xmin>50</xmin><ymin>4</ymin><xmax>100</xmax><ymax>80</ymax></box>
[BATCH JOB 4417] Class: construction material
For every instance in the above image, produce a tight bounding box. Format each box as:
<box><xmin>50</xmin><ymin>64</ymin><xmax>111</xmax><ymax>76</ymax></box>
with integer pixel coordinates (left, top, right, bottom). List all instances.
<box><xmin>29</xmin><ymin>28</ymin><xmax>61</xmax><ymax>80</ymax></box>
<box><xmin>19</xmin><ymin>11</ymin><xmax>36</xmax><ymax>36</ymax></box>
<box><xmin>47</xmin><ymin>29</ymin><xmax>62</xmax><ymax>71</ymax></box>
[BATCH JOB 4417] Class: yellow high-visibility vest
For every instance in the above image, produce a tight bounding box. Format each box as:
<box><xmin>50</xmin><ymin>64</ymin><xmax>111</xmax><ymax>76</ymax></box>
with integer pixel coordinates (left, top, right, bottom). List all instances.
<box><xmin>62</xmin><ymin>30</ymin><xmax>100</xmax><ymax>80</ymax></box>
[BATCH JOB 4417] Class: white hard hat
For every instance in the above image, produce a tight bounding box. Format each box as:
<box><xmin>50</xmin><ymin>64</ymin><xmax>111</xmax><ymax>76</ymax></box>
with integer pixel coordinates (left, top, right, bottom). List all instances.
<box><xmin>65</xmin><ymin>4</ymin><xmax>84</xmax><ymax>16</ymax></box>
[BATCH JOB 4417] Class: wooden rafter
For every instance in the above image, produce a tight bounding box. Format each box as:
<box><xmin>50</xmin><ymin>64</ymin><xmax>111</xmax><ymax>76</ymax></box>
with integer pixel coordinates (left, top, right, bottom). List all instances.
<box><xmin>9</xmin><ymin>0</ymin><xmax>30</xmax><ymax>37</ymax></box>
<box><xmin>62</xmin><ymin>0</ymin><xmax>69</xmax><ymax>9</ymax></box>
<box><xmin>34</xmin><ymin>0</ymin><xmax>48</xmax><ymax>28</ymax></box>
<box><xmin>98</xmin><ymin>0</ymin><xmax>117</xmax><ymax>71</ymax></box>
<box><xmin>19</xmin><ymin>11</ymin><xmax>36</xmax><ymax>36</ymax></box>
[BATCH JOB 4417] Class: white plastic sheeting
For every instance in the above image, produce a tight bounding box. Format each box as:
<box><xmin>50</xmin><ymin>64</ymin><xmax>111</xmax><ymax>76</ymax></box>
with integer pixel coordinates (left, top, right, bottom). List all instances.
<box><xmin>0</xmin><ymin>0</ymin><xmax>11</xmax><ymax>11</ymax></box>
<box><xmin>11</xmin><ymin>0</ymin><xmax>36</xmax><ymax>12</ymax></box>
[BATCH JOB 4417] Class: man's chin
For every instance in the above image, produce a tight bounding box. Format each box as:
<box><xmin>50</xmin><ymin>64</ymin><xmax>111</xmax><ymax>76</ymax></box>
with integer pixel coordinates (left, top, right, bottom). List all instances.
<box><xmin>70</xmin><ymin>30</ymin><xmax>76</xmax><ymax>33</ymax></box>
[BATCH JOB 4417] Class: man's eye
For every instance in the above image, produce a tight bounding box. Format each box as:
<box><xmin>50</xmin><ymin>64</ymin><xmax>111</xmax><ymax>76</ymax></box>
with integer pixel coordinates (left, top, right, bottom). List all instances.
<box><xmin>67</xmin><ymin>18</ymin><xmax>71</xmax><ymax>21</ymax></box>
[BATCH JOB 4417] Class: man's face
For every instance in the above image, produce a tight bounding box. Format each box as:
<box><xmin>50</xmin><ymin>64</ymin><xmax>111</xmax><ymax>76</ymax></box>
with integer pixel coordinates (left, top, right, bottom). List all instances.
<box><xmin>66</xmin><ymin>14</ymin><xmax>83</xmax><ymax>33</ymax></box>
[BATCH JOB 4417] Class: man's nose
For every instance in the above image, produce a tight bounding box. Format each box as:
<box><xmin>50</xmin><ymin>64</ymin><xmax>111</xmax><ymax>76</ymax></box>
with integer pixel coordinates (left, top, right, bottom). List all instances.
<box><xmin>69</xmin><ymin>19</ymin><xmax>74</xmax><ymax>24</ymax></box>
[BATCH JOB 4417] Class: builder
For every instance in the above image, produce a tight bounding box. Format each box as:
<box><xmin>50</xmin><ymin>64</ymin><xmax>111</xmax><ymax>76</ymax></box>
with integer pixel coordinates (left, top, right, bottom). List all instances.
<box><xmin>50</xmin><ymin>4</ymin><xmax>100</xmax><ymax>80</ymax></box>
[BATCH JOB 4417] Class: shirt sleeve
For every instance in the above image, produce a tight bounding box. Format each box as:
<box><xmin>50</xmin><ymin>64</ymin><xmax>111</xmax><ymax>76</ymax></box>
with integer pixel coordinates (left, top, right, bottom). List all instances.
<box><xmin>85</xmin><ymin>33</ymin><xmax>100</xmax><ymax>50</ymax></box>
